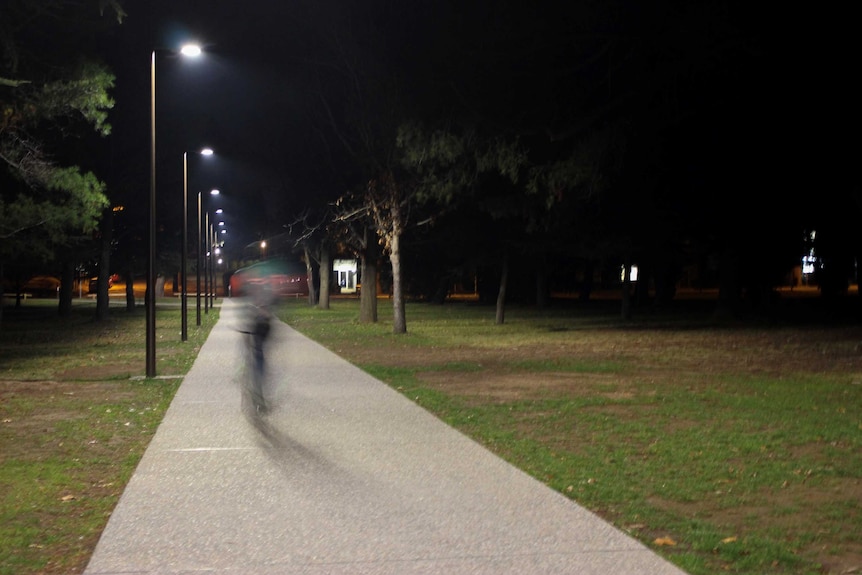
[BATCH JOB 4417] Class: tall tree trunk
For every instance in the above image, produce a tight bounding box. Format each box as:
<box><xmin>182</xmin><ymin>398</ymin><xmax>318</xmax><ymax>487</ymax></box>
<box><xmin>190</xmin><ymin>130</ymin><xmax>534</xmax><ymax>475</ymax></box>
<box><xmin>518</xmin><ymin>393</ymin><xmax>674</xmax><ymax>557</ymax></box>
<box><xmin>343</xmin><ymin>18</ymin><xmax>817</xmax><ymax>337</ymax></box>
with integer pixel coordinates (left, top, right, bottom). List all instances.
<box><xmin>0</xmin><ymin>262</ymin><xmax>4</xmax><ymax>328</ymax></box>
<box><xmin>318</xmin><ymin>247</ymin><xmax>331</xmax><ymax>310</ymax></box>
<box><xmin>124</xmin><ymin>270</ymin><xmax>136</xmax><ymax>311</ymax></box>
<box><xmin>621</xmin><ymin>257</ymin><xmax>632</xmax><ymax>320</ymax></box>
<box><xmin>359</xmin><ymin>228</ymin><xmax>378</xmax><ymax>323</ymax></box>
<box><xmin>390</xmin><ymin>228</ymin><xmax>406</xmax><ymax>334</ymax></box>
<box><xmin>495</xmin><ymin>253</ymin><xmax>508</xmax><ymax>325</ymax></box>
<box><xmin>304</xmin><ymin>246</ymin><xmax>318</xmax><ymax>306</ymax></box>
<box><xmin>58</xmin><ymin>261</ymin><xmax>74</xmax><ymax>317</ymax></box>
<box><xmin>96</xmin><ymin>208</ymin><xmax>113</xmax><ymax>320</ymax></box>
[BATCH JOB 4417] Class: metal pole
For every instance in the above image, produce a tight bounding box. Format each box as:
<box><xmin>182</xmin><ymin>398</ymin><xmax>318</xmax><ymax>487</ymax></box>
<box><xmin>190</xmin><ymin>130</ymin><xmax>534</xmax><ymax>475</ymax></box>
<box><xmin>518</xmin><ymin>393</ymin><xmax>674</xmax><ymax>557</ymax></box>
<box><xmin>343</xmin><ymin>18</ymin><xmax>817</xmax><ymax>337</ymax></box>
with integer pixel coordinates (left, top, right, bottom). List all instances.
<box><xmin>181</xmin><ymin>152</ymin><xmax>188</xmax><ymax>341</ymax></box>
<box><xmin>204</xmin><ymin>212</ymin><xmax>210</xmax><ymax>314</ymax></box>
<box><xmin>213</xmin><ymin>255</ymin><xmax>218</xmax><ymax>302</ymax></box>
<box><xmin>146</xmin><ymin>51</ymin><xmax>157</xmax><ymax>377</ymax></box>
<box><xmin>210</xmin><ymin>223</ymin><xmax>216</xmax><ymax>307</ymax></box>
<box><xmin>196</xmin><ymin>191</ymin><xmax>202</xmax><ymax>326</ymax></box>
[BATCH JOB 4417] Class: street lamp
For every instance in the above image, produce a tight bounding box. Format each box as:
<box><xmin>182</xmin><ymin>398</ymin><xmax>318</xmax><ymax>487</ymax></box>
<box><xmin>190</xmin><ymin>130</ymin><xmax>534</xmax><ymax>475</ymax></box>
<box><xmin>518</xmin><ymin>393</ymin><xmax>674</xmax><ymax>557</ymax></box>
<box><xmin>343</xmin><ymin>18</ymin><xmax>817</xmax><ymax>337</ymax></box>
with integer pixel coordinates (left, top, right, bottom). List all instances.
<box><xmin>182</xmin><ymin>148</ymin><xmax>213</xmax><ymax>341</ymax></box>
<box><xmin>207</xmin><ymin>222</ymin><xmax>226</xmax><ymax>309</ymax></box>
<box><xmin>214</xmin><ymin>209</ymin><xmax>225</xmax><ymax>301</ymax></box>
<box><xmin>204</xmin><ymin>212</ymin><xmax>214</xmax><ymax>313</ymax></box>
<box><xmin>198</xmin><ymin>188</ymin><xmax>219</xmax><ymax>324</ymax></box>
<box><xmin>210</xmin><ymin>221</ymin><xmax>225</xmax><ymax>309</ymax></box>
<box><xmin>148</xmin><ymin>43</ymin><xmax>202</xmax><ymax>377</ymax></box>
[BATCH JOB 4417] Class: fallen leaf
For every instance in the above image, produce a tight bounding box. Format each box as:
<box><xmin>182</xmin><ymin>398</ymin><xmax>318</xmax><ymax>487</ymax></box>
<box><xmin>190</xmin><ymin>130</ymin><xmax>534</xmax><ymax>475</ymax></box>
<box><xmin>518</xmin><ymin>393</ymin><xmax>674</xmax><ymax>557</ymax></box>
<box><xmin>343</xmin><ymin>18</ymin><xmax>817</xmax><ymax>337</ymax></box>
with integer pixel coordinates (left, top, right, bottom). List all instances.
<box><xmin>721</xmin><ymin>536</ymin><xmax>738</xmax><ymax>544</ymax></box>
<box><xmin>654</xmin><ymin>536</ymin><xmax>677</xmax><ymax>546</ymax></box>
<box><xmin>61</xmin><ymin>495</ymin><xmax>76</xmax><ymax>502</ymax></box>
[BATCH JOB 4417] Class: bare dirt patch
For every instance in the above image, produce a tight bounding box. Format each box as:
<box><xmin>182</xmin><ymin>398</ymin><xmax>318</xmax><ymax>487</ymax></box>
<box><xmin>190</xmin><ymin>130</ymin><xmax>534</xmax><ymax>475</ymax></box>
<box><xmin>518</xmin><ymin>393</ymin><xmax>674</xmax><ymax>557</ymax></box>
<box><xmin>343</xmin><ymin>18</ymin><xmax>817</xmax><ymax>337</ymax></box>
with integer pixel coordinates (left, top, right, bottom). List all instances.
<box><xmin>332</xmin><ymin>323</ymin><xmax>862</xmax><ymax>574</ymax></box>
<box><xmin>57</xmin><ymin>365</ymin><xmax>139</xmax><ymax>381</ymax></box>
<box><xmin>418</xmin><ymin>369</ymin><xmax>622</xmax><ymax>403</ymax></box>
<box><xmin>1</xmin><ymin>379</ymin><xmax>139</xmax><ymax>455</ymax></box>
<box><xmin>1</xmin><ymin>375</ymin><xmax>175</xmax><ymax>575</ymax></box>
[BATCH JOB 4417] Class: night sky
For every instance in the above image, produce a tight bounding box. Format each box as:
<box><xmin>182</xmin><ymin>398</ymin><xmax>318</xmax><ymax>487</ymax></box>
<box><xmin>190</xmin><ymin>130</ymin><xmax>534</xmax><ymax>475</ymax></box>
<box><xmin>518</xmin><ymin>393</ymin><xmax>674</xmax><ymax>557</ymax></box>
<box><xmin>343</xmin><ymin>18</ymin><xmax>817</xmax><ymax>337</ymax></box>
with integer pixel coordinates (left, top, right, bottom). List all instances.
<box><xmin>105</xmin><ymin>0</ymin><xmax>465</xmax><ymax>253</ymax></box>
<box><xmin>100</xmin><ymin>0</ymin><xmax>317</xmax><ymax>253</ymax></box>
<box><xmin>94</xmin><ymin>1</ymin><xmax>856</xmax><ymax>266</ymax></box>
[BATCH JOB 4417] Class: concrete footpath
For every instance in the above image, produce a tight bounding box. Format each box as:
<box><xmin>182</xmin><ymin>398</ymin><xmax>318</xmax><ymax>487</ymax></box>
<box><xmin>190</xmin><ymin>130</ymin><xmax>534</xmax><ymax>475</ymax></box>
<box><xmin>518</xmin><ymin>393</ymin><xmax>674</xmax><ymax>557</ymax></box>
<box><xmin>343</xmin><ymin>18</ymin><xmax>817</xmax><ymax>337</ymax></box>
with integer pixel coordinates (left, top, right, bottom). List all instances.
<box><xmin>83</xmin><ymin>298</ymin><xmax>688</xmax><ymax>575</ymax></box>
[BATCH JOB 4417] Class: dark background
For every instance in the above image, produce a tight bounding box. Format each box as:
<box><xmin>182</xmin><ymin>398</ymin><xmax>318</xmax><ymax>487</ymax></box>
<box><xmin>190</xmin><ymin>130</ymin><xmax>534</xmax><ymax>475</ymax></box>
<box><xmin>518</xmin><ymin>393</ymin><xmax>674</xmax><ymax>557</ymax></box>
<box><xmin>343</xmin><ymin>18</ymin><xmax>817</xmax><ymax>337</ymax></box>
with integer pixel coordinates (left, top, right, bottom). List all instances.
<box><xmin>7</xmin><ymin>0</ymin><xmax>860</xmax><ymax>306</ymax></box>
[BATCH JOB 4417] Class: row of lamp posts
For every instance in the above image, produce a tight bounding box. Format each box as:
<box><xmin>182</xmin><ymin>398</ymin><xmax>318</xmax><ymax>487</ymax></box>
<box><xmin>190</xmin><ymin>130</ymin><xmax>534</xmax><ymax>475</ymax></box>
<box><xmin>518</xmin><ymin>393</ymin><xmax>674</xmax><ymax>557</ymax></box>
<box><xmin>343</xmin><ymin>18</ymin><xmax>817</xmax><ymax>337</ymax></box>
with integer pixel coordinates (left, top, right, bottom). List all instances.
<box><xmin>197</xmin><ymin>189</ymin><xmax>220</xmax><ymax>327</ymax></box>
<box><xmin>148</xmin><ymin>43</ymin><xmax>228</xmax><ymax>376</ymax></box>
<box><xmin>183</xmin><ymin>155</ymin><xmax>223</xmax><ymax>340</ymax></box>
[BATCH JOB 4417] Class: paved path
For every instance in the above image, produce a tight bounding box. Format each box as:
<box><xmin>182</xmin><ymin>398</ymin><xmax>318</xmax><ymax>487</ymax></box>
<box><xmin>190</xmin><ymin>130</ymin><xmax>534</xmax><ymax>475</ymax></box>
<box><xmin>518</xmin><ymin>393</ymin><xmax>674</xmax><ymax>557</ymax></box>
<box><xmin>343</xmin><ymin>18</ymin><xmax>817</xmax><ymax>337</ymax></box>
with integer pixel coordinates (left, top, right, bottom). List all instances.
<box><xmin>84</xmin><ymin>298</ymin><xmax>688</xmax><ymax>575</ymax></box>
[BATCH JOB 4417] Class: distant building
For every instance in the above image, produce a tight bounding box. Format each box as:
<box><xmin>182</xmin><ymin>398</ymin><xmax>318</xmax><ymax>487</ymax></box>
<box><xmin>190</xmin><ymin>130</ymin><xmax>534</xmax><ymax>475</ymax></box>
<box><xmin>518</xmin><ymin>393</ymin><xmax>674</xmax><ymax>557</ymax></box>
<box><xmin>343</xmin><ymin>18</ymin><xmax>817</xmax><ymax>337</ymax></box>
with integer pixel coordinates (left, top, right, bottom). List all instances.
<box><xmin>333</xmin><ymin>259</ymin><xmax>358</xmax><ymax>293</ymax></box>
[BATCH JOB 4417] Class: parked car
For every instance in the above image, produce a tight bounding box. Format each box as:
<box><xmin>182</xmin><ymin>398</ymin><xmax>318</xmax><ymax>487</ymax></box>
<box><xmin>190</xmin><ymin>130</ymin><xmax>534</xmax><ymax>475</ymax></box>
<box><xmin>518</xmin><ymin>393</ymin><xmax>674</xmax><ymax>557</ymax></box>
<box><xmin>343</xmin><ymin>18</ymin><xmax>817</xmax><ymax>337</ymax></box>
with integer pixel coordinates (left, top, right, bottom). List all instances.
<box><xmin>22</xmin><ymin>275</ymin><xmax>60</xmax><ymax>297</ymax></box>
<box><xmin>88</xmin><ymin>274</ymin><xmax>117</xmax><ymax>294</ymax></box>
<box><xmin>229</xmin><ymin>259</ymin><xmax>308</xmax><ymax>298</ymax></box>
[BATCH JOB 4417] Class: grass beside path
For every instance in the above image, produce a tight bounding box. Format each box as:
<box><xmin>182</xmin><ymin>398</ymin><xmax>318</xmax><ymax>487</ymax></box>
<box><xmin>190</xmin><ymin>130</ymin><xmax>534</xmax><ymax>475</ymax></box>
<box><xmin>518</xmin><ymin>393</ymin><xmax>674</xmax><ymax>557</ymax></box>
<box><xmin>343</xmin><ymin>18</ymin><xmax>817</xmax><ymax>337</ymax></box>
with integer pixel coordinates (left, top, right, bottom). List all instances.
<box><xmin>2</xmin><ymin>295</ymin><xmax>860</xmax><ymax>575</ymax></box>
<box><xmin>276</xmin><ymin>297</ymin><xmax>862</xmax><ymax>575</ymax></box>
<box><xmin>0</xmin><ymin>299</ymin><xmax>219</xmax><ymax>575</ymax></box>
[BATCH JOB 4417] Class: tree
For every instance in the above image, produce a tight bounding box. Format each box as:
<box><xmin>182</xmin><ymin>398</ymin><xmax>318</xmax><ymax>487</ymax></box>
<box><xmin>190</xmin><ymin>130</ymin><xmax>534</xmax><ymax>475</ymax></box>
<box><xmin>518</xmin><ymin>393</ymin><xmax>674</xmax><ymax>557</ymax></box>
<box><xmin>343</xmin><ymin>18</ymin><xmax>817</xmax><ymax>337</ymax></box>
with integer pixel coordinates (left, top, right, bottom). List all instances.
<box><xmin>1</xmin><ymin>0</ymin><xmax>124</xmax><ymax>319</ymax></box>
<box><xmin>285</xmin><ymin>207</ymin><xmax>335</xmax><ymax>309</ymax></box>
<box><xmin>295</xmin><ymin>0</ymin><xmax>434</xmax><ymax>333</ymax></box>
<box><xmin>332</xmin><ymin>192</ymin><xmax>382</xmax><ymax>324</ymax></box>
<box><xmin>399</xmin><ymin>123</ymin><xmax>615</xmax><ymax>323</ymax></box>
<box><xmin>397</xmin><ymin>124</ymin><xmax>510</xmax><ymax>321</ymax></box>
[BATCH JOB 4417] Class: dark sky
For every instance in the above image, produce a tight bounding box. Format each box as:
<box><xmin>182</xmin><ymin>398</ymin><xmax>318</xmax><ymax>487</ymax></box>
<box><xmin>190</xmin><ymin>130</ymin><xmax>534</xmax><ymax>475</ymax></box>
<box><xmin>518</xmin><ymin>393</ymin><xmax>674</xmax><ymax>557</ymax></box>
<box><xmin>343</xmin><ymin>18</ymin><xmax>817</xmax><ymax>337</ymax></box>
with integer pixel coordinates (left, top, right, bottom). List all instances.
<box><xmin>103</xmin><ymin>0</ymin><xmax>323</xmax><ymax>252</ymax></box>
<box><xmin>104</xmin><ymin>0</ymin><xmax>615</xmax><ymax>250</ymax></box>
<box><xmin>103</xmin><ymin>0</ymin><xmax>530</xmax><ymax>254</ymax></box>
<box><xmin>97</xmin><ymin>1</ymin><xmax>858</xmax><ymax>262</ymax></box>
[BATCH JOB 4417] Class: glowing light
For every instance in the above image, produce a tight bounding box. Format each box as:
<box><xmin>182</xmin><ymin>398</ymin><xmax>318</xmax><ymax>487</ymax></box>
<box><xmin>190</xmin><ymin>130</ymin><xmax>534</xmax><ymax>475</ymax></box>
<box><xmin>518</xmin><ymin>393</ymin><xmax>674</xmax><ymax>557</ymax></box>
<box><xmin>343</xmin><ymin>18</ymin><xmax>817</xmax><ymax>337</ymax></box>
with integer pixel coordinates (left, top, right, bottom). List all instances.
<box><xmin>181</xmin><ymin>44</ymin><xmax>202</xmax><ymax>57</ymax></box>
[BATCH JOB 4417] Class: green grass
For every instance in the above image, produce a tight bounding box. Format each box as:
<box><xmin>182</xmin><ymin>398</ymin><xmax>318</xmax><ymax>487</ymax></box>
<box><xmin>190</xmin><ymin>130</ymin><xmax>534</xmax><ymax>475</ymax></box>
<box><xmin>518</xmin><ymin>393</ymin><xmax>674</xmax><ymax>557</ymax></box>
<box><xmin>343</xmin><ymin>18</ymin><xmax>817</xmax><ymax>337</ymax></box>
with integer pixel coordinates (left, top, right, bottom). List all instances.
<box><xmin>0</xmin><ymin>298</ymin><xmax>219</xmax><ymax>575</ymax></box>
<box><xmin>2</xmin><ymin>295</ymin><xmax>860</xmax><ymax>574</ymax></box>
<box><xmin>277</xmin><ymin>297</ymin><xmax>862</xmax><ymax>575</ymax></box>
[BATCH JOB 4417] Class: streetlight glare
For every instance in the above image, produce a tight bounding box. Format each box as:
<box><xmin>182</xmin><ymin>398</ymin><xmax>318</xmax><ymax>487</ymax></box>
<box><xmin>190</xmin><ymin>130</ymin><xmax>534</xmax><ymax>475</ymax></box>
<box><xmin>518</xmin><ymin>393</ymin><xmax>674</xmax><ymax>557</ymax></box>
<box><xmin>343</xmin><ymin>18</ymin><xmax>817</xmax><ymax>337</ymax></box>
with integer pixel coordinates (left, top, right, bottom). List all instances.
<box><xmin>180</xmin><ymin>44</ymin><xmax>202</xmax><ymax>57</ymax></box>
<box><xmin>148</xmin><ymin>39</ymin><xmax>208</xmax><ymax>372</ymax></box>
<box><xmin>201</xmin><ymin>148</ymin><xmax>214</xmax><ymax>156</ymax></box>
<box><xmin>211</xmin><ymin>189</ymin><xmax>220</xmax><ymax>195</ymax></box>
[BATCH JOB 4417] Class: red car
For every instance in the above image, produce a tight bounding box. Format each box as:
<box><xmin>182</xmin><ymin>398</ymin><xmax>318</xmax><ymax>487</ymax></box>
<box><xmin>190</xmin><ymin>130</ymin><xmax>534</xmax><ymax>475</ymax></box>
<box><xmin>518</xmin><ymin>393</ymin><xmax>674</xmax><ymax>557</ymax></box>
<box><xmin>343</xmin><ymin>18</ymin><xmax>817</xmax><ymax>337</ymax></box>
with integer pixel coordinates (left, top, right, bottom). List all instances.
<box><xmin>229</xmin><ymin>259</ymin><xmax>308</xmax><ymax>298</ymax></box>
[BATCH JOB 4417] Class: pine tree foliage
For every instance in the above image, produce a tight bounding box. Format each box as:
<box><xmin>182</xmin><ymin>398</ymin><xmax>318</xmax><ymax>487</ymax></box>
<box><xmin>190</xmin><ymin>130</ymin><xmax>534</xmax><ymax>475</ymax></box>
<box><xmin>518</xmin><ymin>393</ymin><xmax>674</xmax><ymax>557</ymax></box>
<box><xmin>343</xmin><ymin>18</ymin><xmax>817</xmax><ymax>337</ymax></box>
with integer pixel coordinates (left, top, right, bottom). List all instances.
<box><xmin>0</xmin><ymin>1</ymin><xmax>120</xmax><ymax>261</ymax></box>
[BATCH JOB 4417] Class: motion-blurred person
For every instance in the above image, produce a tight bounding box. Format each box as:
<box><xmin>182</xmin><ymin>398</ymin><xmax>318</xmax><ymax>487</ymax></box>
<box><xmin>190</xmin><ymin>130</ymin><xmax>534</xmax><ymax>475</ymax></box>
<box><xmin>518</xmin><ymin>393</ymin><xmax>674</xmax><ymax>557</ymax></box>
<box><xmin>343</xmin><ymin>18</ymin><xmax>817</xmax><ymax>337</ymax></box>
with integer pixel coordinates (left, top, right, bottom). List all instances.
<box><xmin>242</xmin><ymin>281</ymin><xmax>274</xmax><ymax>415</ymax></box>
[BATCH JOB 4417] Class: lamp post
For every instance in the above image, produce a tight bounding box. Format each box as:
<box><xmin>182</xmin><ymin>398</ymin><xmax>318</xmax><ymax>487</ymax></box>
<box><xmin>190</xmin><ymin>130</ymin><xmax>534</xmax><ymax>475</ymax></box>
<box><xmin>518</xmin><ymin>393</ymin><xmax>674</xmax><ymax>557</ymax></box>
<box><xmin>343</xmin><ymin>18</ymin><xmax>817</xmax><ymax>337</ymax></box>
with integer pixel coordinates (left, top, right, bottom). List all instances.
<box><xmin>209</xmin><ymin>220</ymin><xmax>217</xmax><ymax>308</ymax></box>
<box><xmin>205</xmin><ymin>221</ymin><xmax>224</xmax><ymax>308</ymax></box>
<box><xmin>182</xmin><ymin>148</ymin><xmax>213</xmax><ymax>341</ymax></box>
<box><xmin>215</xmin><ymin>225</ymin><xmax>226</xmax><ymax>305</ymax></box>
<box><xmin>147</xmin><ymin>50</ymin><xmax>156</xmax><ymax>377</ymax></box>
<box><xmin>204</xmin><ymin>211</ymin><xmax>210</xmax><ymax>314</ymax></box>
<box><xmin>147</xmin><ymin>43</ymin><xmax>202</xmax><ymax>377</ymax></box>
<box><xmin>197</xmin><ymin>188</ymin><xmax>219</xmax><ymax>325</ymax></box>
<box><xmin>203</xmin><ymin>214</ymin><xmax>218</xmax><ymax>313</ymax></box>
